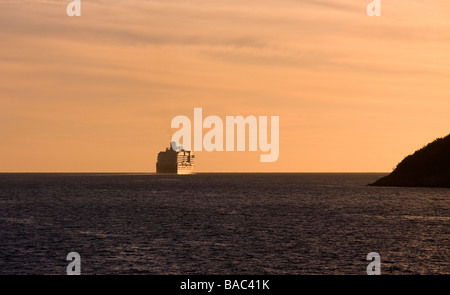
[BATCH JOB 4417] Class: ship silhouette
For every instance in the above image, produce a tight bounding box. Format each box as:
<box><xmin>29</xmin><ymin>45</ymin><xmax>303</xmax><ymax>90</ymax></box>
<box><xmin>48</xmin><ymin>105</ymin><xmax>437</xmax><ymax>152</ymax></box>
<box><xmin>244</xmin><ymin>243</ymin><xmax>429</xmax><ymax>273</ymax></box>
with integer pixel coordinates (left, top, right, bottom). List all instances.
<box><xmin>156</xmin><ymin>142</ymin><xmax>195</xmax><ymax>174</ymax></box>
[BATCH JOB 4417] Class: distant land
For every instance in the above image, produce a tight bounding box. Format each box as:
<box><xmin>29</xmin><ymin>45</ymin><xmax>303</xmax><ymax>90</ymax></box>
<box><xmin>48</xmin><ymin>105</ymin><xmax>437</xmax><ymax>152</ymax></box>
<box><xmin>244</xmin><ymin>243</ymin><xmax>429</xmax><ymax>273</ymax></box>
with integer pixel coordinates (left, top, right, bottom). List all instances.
<box><xmin>370</xmin><ymin>133</ymin><xmax>450</xmax><ymax>188</ymax></box>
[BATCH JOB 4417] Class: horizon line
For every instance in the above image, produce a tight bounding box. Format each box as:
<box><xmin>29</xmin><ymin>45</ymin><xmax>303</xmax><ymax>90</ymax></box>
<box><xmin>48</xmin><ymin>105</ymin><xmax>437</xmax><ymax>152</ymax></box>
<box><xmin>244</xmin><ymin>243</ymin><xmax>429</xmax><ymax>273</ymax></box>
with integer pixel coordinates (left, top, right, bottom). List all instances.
<box><xmin>0</xmin><ymin>171</ymin><xmax>390</xmax><ymax>174</ymax></box>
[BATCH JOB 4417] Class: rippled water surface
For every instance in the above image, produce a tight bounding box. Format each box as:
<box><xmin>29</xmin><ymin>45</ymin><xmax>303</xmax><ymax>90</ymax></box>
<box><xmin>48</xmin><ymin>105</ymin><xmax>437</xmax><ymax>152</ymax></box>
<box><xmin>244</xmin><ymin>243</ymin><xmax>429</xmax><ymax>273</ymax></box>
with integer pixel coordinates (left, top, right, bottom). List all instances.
<box><xmin>0</xmin><ymin>173</ymin><xmax>448</xmax><ymax>274</ymax></box>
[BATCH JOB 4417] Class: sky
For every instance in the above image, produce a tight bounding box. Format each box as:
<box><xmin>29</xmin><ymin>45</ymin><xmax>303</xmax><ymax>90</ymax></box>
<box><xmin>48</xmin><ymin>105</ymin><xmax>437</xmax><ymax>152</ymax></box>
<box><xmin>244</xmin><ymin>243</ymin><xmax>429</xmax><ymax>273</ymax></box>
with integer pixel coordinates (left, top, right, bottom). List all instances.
<box><xmin>0</xmin><ymin>0</ymin><xmax>449</xmax><ymax>172</ymax></box>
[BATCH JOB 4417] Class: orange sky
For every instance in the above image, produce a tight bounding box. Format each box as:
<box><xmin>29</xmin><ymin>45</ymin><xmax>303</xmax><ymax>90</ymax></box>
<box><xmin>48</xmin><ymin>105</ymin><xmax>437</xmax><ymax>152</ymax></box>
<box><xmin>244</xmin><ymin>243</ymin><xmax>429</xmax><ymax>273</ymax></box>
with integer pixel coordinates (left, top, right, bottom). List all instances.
<box><xmin>0</xmin><ymin>0</ymin><xmax>449</xmax><ymax>172</ymax></box>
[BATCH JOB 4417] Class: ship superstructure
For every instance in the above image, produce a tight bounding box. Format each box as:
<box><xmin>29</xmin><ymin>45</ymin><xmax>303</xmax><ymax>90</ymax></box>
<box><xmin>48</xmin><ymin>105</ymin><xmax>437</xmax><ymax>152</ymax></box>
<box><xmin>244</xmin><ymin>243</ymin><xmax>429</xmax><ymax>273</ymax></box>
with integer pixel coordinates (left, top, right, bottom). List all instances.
<box><xmin>156</xmin><ymin>142</ymin><xmax>194</xmax><ymax>174</ymax></box>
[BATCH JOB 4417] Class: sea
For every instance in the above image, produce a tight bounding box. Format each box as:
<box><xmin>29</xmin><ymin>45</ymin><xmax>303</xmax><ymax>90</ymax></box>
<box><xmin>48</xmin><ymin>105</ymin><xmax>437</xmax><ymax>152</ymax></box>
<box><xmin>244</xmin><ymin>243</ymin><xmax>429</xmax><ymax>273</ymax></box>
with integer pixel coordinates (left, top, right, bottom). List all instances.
<box><xmin>0</xmin><ymin>173</ymin><xmax>448</xmax><ymax>275</ymax></box>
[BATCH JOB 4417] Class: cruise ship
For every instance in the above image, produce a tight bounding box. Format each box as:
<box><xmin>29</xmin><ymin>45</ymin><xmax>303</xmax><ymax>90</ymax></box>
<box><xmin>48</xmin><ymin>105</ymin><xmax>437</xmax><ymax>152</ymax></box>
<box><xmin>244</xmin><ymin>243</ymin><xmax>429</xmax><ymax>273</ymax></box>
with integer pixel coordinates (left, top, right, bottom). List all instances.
<box><xmin>156</xmin><ymin>142</ymin><xmax>195</xmax><ymax>174</ymax></box>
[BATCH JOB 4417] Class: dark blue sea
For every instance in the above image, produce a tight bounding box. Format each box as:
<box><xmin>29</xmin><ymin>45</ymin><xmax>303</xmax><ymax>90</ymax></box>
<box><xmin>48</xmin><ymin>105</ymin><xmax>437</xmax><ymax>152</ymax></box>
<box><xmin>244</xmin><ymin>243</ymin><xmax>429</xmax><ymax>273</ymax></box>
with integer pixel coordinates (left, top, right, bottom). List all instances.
<box><xmin>0</xmin><ymin>173</ymin><xmax>448</xmax><ymax>275</ymax></box>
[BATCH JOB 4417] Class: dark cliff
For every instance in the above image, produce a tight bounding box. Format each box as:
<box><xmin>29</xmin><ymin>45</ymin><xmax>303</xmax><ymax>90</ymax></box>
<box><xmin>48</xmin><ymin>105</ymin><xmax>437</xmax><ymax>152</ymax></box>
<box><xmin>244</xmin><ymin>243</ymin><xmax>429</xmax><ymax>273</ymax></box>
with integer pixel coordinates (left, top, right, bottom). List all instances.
<box><xmin>370</xmin><ymin>134</ymin><xmax>450</xmax><ymax>188</ymax></box>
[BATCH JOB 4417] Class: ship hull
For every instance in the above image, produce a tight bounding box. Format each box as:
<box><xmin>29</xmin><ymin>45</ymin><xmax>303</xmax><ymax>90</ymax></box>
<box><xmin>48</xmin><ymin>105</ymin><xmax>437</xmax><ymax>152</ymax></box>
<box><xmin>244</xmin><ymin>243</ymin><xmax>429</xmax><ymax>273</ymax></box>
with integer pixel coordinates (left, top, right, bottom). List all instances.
<box><xmin>156</xmin><ymin>165</ymin><xmax>193</xmax><ymax>175</ymax></box>
<box><xmin>176</xmin><ymin>165</ymin><xmax>194</xmax><ymax>175</ymax></box>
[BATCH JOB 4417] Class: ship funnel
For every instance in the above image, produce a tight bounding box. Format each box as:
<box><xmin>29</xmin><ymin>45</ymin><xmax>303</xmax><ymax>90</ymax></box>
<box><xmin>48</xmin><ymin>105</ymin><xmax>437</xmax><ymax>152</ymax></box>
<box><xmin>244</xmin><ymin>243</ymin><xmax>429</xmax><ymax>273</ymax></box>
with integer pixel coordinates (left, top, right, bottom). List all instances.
<box><xmin>170</xmin><ymin>141</ymin><xmax>183</xmax><ymax>151</ymax></box>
